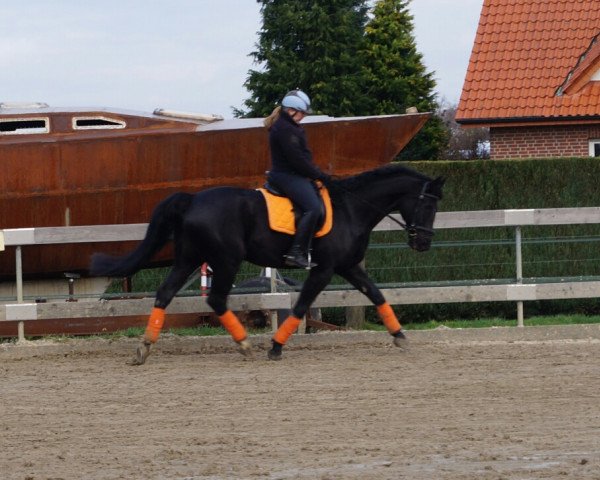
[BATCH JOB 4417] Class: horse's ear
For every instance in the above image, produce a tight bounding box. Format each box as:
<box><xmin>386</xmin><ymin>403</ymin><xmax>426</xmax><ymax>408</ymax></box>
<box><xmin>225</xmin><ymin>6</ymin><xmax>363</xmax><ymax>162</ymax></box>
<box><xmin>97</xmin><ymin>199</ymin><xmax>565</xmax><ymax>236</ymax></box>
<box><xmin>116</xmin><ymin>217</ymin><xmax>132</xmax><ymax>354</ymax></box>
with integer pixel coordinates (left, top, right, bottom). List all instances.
<box><xmin>430</xmin><ymin>176</ymin><xmax>445</xmax><ymax>199</ymax></box>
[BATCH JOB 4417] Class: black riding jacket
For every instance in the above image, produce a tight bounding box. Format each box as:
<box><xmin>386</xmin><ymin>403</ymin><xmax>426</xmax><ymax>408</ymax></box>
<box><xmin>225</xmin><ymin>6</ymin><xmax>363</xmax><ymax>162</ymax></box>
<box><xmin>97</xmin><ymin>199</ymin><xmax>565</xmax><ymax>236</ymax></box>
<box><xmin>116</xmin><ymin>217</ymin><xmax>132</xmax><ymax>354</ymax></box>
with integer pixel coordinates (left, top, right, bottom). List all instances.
<box><xmin>268</xmin><ymin>110</ymin><xmax>328</xmax><ymax>181</ymax></box>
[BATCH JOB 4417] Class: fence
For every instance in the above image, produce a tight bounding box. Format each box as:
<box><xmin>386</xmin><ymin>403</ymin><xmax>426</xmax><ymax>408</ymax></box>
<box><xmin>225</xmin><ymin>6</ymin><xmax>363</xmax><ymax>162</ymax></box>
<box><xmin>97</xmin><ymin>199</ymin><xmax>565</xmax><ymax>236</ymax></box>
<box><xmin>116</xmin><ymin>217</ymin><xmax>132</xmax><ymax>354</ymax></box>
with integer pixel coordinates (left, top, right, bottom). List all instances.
<box><xmin>3</xmin><ymin>207</ymin><xmax>600</xmax><ymax>340</ymax></box>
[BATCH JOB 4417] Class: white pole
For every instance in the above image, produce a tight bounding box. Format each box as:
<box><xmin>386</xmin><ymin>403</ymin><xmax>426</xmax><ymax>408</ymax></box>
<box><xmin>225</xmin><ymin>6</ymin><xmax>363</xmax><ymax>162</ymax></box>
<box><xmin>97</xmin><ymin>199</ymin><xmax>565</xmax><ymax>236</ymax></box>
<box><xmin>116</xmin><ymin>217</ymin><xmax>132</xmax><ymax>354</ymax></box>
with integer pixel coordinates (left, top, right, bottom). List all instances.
<box><xmin>515</xmin><ymin>226</ymin><xmax>524</xmax><ymax>327</ymax></box>
<box><xmin>267</xmin><ymin>268</ymin><xmax>278</xmax><ymax>332</ymax></box>
<box><xmin>15</xmin><ymin>245</ymin><xmax>25</xmax><ymax>341</ymax></box>
<box><xmin>16</xmin><ymin>245</ymin><xmax>23</xmax><ymax>303</ymax></box>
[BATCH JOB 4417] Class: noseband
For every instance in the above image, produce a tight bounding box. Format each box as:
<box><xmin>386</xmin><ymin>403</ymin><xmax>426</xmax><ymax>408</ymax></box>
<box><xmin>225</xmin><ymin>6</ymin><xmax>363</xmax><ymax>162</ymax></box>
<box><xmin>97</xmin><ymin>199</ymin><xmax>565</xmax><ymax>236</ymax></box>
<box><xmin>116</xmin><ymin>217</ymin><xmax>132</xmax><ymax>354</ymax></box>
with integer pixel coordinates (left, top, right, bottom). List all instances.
<box><xmin>387</xmin><ymin>181</ymin><xmax>438</xmax><ymax>237</ymax></box>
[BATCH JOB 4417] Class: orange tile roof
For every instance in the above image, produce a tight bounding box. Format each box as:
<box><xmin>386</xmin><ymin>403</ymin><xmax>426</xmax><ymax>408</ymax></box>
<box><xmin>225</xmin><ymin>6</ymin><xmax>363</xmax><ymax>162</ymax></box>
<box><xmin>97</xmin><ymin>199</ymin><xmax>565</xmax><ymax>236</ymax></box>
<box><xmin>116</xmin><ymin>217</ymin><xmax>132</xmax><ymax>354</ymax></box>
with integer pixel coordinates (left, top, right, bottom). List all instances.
<box><xmin>456</xmin><ymin>0</ymin><xmax>600</xmax><ymax>125</ymax></box>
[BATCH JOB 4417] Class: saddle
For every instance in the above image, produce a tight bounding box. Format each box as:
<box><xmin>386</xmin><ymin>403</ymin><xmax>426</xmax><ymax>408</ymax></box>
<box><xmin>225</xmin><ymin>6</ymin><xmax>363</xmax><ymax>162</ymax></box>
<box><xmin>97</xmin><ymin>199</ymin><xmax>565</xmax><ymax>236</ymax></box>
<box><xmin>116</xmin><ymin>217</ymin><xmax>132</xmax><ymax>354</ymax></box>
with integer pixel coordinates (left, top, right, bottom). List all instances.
<box><xmin>257</xmin><ymin>182</ymin><xmax>333</xmax><ymax>238</ymax></box>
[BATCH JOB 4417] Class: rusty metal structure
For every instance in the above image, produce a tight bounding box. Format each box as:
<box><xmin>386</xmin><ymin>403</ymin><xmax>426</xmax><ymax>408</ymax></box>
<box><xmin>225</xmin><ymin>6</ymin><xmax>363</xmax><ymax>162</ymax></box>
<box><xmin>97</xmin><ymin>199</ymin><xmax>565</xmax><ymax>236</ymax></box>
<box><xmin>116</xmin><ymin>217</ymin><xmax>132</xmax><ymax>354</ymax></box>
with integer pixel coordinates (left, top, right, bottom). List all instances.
<box><xmin>0</xmin><ymin>103</ymin><xmax>429</xmax><ymax>279</ymax></box>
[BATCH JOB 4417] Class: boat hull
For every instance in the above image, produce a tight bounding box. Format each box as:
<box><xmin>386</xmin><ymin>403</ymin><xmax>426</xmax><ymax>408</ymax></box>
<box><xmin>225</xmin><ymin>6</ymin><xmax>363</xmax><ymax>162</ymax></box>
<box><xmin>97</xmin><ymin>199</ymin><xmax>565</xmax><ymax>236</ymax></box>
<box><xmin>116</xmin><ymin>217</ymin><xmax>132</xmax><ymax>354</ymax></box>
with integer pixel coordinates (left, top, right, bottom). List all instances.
<box><xmin>0</xmin><ymin>108</ymin><xmax>429</xmax><ymax>279</ymax></box>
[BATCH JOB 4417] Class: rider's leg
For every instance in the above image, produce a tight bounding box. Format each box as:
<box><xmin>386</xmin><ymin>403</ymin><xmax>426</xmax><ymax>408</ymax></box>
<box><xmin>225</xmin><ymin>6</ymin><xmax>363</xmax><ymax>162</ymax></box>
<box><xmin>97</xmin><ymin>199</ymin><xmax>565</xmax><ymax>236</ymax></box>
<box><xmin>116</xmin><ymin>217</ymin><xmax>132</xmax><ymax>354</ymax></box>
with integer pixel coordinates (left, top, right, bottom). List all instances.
<box><xmin>268</xmin><ymin>171</ymin><xmax>322</xmax><ymax>269</ymax></box>
<box><xmin>284</xmin><ymin>210</ymin><xmax>320</xmax><ymax>269</ymax></box>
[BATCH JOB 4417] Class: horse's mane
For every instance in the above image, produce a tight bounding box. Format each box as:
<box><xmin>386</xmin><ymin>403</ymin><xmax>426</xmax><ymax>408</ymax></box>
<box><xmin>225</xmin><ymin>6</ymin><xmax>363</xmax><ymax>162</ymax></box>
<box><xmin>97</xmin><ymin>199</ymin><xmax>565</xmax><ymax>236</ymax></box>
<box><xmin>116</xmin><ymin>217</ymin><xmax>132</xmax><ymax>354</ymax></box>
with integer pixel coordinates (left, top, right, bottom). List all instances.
<box><xmin>330</xmin><ymin>163</ymin><xmax>431</xmax><ymax>193</ymax></box>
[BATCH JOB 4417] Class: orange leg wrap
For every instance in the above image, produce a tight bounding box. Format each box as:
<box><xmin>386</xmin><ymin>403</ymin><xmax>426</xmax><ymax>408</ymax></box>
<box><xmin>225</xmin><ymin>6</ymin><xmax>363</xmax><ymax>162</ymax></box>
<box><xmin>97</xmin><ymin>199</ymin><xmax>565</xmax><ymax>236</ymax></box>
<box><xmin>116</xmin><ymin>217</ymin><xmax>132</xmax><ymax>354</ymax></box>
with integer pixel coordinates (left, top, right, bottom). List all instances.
<box><xmin>144</xmin><ymin>307</ymin><xmax>165</xmax><ymax>343</ymax></box>
<box><xmin>219</xmin><ymin>310</ymin><xmax>247</xmax><ymax>342</ymax></box>
<box><xmin>377</xmin><ymin>302</ymin><xmax>402</xmax><ymax>334</ymax></box>
<box><xmin>273</xmin><ymin>316</ymin><xmax>302</xmax><ymax>345</ymax></box>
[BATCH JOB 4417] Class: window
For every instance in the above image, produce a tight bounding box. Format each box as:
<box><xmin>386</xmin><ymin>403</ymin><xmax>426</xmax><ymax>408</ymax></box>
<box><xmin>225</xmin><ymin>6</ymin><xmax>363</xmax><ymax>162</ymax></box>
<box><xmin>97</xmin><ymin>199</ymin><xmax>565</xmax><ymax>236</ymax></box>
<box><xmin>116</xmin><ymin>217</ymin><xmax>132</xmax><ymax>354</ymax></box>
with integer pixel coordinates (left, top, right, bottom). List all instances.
<box><xmin>72</xmin><ymin>116</ymin><xmax>126</xmax><ymax>130</ymax></box>
<box><xmin>0</xmin><ymin>118</ymin><xmax>49</xmax><ymax>135</ymax></box>
<box><xmin>590</xmin><ymin>140</ymin><xmax>600</xmax><ymax>157</ymax></box>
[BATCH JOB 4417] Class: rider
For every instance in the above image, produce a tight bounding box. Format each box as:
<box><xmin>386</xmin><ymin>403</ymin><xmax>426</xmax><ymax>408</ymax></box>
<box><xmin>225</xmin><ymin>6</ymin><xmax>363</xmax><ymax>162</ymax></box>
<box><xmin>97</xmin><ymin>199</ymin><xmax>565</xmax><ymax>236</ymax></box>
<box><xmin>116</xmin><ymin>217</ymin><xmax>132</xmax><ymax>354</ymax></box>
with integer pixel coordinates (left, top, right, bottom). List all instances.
<box><xmin>266</xmin><ymin>89</ymin><xmax>331</xmax><ymax>269</ymax></box>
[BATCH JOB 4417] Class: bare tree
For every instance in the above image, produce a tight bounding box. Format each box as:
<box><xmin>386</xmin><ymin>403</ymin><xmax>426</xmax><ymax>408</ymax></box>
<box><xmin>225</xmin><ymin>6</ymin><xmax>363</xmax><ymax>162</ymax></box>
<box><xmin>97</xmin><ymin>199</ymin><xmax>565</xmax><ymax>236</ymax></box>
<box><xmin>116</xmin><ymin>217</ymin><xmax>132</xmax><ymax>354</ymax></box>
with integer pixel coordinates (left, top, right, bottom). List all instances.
<box><xmin>438</xmin><ymin>99</ymin><xmax>490</xmax><ymax>160</ymax></box>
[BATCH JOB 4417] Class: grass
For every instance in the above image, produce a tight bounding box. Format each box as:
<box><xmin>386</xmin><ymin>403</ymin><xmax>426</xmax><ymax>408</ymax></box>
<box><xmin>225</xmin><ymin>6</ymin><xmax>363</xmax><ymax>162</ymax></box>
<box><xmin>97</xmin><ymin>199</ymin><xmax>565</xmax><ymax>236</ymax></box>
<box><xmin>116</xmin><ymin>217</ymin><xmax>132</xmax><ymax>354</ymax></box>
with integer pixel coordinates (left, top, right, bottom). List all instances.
<box><xmin>114</xmin><ymin>325</ymin><xmax>229</xmax><ymax>338</ymax></box>
<box><xmin>363</xmin><ymin>314</ymin><xmax>600</xmax><ymax>331</ymax></box>
<box><xmin>3</xmin><ymin>314</ymin><xmax>600</xmax><ymax>344</ymax></box>
<box><xmin>113</xmin><ymin>313</ymin><xmax>600</xmax><ymax>339</ymax></box>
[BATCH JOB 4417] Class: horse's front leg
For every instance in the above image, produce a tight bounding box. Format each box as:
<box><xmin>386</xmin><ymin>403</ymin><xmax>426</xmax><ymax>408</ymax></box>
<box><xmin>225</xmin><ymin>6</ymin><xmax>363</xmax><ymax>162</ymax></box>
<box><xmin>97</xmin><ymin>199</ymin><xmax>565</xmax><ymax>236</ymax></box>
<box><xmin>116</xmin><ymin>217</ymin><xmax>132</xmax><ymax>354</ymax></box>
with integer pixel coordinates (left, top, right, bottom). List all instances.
<box><xmin>268</xmin><ymin>266</ymin><xmax>333</xmax><ymax>361</ymax></box>
<box><xmin>337</xmin><ymin>264</ymin><xmax>408</xmax><ymax>349</ymax></box>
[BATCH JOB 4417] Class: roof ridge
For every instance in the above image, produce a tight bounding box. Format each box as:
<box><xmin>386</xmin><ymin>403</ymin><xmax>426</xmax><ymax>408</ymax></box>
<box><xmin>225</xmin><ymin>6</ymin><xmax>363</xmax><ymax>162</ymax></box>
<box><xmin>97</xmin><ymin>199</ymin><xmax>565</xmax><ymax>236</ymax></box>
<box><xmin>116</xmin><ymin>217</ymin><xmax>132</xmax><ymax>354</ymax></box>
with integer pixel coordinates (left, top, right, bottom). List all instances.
<box><xmin>556</xmin><ymin>30</ymin><xmax>600</xmax><ymax>96</ymax></box>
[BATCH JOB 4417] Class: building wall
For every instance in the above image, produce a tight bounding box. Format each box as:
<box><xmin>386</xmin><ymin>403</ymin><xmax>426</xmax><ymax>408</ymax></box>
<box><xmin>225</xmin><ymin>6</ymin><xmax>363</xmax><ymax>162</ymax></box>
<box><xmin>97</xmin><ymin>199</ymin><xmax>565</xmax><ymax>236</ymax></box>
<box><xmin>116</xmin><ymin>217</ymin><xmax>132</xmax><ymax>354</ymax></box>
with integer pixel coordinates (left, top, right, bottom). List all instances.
<box><xmin>490</xmin><ymin>124</ymin><xmax>600</xmax><ymax>159</ymax></box>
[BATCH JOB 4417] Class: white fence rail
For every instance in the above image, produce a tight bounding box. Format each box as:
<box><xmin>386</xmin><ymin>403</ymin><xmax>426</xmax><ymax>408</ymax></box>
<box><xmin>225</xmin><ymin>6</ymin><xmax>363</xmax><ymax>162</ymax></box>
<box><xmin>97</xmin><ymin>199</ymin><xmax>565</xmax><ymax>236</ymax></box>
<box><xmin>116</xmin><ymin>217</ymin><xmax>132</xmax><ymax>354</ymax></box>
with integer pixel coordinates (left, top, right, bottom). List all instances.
<box><xmin>3</xmin><ymin>207</ymin><xmax>600</xmax><ymax>339</ymax></box>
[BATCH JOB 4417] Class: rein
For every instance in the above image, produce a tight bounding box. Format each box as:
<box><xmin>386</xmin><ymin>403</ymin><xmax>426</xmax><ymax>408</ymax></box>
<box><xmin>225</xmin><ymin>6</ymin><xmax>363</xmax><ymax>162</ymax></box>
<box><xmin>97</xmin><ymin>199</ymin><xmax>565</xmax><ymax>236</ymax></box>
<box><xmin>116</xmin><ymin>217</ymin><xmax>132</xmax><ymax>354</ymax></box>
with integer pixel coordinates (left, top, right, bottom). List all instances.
<box><xmin>330</xmin><ymin>179</ymin><xmax>438</xmax><ymax>236</ymax></box>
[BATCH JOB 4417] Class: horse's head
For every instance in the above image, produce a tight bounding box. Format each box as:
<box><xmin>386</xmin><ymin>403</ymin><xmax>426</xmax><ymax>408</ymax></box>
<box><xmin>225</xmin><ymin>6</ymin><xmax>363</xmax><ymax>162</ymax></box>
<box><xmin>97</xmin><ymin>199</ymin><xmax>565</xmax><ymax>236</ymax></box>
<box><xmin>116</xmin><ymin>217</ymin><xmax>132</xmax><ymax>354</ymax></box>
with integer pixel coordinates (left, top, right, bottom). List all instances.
<box><xmin>400</xmin><ymin>176</ymin><xmax>445</xmax><ymax>252</ymax></box>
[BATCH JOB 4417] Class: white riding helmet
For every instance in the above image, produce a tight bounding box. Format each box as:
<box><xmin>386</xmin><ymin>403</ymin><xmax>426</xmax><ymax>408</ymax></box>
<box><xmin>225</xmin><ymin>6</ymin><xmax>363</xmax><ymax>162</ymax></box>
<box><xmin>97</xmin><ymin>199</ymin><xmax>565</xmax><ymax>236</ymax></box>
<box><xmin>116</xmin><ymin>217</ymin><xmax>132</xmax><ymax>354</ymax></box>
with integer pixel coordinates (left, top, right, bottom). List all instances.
<box><xmin>281</xmin><ymin>89</ymin><xmax>312</xmax><ymax>113</ymax></box>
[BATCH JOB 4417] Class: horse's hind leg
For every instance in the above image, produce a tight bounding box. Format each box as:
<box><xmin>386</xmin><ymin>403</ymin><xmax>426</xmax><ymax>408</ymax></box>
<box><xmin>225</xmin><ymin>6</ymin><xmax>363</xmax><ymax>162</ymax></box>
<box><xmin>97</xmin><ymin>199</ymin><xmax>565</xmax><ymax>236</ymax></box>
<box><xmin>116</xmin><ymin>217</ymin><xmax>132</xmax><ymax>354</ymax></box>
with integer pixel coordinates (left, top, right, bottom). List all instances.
<box><xmin>337</xmin><ymin>264</ymin><xmax>407</xmax><ymax>349</ymax></box>
<box><xmin>133</xmin><ymin>261</ymin><xmax>198</xmax><ymax>365</ymax></box>
<box><xmin>206</xmin><ymin>262</ymin><xmax>252</xmax><ymax>357</ymax></box>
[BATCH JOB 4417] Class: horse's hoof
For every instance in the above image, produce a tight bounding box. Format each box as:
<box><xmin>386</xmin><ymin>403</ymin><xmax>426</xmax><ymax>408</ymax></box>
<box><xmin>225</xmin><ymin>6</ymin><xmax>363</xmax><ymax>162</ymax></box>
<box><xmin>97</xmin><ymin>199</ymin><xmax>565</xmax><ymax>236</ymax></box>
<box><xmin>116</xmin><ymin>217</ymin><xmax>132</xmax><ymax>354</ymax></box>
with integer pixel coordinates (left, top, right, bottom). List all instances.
<box><xmin>267</xmin><ymin>340</ymin><xmax>283</xmax><ymax>361</ymax></box>
<box><xmin>267</xmin><ymin>348</ymin><xmax>282</xmax><ymax>361</ymax></box>
<box><xmin>237</xmin><ymin>339</ymin><xmax>253</xmax><ymax>358</ymax></box>
<box><xmin>392</xmin><ymin>331</ymin><xmax>409</xmax><ymax>350</ymax></box>
<box><xmin>131</xmin><ymin>341</ymin><xmax>152</xmax><ymax>365</ymax></box>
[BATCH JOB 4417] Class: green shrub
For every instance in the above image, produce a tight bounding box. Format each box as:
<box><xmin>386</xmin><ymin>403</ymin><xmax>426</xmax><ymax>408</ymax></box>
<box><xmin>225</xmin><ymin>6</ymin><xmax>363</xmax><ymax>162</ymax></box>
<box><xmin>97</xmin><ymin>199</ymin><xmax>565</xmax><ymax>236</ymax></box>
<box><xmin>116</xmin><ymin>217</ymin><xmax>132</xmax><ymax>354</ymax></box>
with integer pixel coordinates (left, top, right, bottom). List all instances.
<box><xmin>108</xmin><ymin>157</ymin><xmax>600</xmax><ymax>322</ymax></box>
<box><xmin>363</xmin><ymin>157</ymin><xmax>600</xmax><ymax>321</ymax></box>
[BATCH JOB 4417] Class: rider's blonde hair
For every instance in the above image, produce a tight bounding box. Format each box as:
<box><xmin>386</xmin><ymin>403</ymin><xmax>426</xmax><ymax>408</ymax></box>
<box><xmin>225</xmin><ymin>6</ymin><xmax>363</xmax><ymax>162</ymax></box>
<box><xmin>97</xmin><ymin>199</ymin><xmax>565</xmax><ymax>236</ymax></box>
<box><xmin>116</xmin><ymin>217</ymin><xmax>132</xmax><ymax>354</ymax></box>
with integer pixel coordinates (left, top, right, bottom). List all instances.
<box><xmin>263</xmin><ymin>106</ymin><xmax>281</xmax><ymax>129</ymax></box>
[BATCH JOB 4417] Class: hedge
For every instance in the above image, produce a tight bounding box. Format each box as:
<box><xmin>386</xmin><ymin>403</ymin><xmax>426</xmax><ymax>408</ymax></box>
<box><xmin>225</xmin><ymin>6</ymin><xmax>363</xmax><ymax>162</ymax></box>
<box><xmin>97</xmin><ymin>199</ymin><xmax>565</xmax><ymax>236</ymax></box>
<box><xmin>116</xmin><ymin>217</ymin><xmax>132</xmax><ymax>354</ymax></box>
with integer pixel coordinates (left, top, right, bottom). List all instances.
<box><xmin>123</xmin><ymin>157</ymin><xmax>600</xmax><ymax>323</ymax></box>
<box><xmin>363</xmin><ymin>157</ymin><xmax>600</xmax><ymax>321</ymax></box>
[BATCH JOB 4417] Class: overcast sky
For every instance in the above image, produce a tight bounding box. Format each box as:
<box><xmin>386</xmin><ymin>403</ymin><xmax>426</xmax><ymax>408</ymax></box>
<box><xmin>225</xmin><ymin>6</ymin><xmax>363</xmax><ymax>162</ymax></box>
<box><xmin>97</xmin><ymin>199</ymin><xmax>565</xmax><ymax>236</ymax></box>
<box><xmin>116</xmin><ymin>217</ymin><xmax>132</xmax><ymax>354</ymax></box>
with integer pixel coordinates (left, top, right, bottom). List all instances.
<box><xmin>0</xmin><ymin>0</ymin><xmax>483</xmax><ymax>118</ymax></box>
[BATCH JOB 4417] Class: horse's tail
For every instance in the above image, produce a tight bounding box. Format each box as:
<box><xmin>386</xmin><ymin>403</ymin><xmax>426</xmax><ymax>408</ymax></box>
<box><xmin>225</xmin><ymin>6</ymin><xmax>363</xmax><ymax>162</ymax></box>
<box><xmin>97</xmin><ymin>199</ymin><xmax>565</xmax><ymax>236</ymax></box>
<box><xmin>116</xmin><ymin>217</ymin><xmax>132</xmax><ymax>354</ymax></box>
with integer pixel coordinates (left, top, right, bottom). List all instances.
<box><xmin>89</xmin><ymin>192</ymin><xmax>193</xmax><ymax>277</ymax></box>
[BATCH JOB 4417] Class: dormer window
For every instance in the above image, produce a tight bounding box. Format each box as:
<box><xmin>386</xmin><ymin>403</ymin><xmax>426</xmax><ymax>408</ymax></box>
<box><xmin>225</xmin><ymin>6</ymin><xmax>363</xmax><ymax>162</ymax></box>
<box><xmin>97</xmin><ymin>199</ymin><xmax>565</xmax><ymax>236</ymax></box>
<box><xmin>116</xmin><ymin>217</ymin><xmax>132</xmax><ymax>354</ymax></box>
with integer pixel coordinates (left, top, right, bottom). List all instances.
<box><xmin>0</xmin><ymin>117</ymin><xmax>49</xmax><ymax>135</ymax></box>
<box><xmin>72</xmin><ymin>116</ymin><xmax>126</xmax><ymax>130</ymax></box>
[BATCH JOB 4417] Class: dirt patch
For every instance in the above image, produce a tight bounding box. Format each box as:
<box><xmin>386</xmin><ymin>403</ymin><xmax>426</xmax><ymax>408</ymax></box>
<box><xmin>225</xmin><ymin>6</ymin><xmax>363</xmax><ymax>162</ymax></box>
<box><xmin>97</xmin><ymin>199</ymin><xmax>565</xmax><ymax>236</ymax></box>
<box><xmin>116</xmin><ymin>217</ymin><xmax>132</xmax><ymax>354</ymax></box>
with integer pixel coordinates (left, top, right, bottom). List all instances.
<box><xmin>2</xmin><ymin>325</ymin><xmax>600</xmax><ymax>479</ymax></box>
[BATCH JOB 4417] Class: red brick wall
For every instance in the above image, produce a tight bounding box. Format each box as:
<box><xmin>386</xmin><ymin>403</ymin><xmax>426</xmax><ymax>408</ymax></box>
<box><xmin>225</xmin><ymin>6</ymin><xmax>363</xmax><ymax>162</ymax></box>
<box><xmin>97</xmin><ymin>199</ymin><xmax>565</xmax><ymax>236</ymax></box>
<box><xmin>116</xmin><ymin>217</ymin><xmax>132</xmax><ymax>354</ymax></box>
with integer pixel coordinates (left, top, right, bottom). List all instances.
<box><xmin>490</xmin><ymin>124</ymin><xmax>600</xmax><ymax>159</ymax></box>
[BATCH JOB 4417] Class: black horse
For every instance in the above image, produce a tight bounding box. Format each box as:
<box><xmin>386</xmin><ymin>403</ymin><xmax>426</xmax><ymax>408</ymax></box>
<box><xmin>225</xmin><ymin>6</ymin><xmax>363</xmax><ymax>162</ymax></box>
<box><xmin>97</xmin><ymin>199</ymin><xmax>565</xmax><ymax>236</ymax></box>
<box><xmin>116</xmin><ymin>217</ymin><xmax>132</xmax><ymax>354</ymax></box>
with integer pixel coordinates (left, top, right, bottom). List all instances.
<box><xmin>90</xmin><ymin>164</ymin><xmax>444</xmax><ymax>363</ymax></box>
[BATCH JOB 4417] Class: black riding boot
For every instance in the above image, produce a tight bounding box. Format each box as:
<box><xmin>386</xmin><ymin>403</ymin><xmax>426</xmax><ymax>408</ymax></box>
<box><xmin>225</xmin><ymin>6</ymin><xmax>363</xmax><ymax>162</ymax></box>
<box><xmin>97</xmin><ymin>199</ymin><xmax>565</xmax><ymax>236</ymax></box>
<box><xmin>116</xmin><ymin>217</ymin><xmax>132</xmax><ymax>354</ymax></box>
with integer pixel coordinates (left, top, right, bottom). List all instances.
<box><xmin>284</xmin><ymin>211</ymin><xmax>319</xmax><ymax>269</ymax></box>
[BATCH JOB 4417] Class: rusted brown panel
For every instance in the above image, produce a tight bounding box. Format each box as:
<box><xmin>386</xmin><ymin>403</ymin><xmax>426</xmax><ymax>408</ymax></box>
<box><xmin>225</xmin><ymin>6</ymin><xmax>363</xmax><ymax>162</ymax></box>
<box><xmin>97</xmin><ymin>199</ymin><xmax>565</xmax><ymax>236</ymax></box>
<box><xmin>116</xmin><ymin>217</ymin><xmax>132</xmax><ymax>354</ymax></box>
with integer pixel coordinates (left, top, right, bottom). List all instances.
<box><xmin>50</xmin><ymin>114</ymin><xmax>73</xmax><ymax>133</ymax></box>
<box><xmin>206</xmin><ymin>128</ymin><xmax>271</xmax><ymax>178</ymax></box>
<box><xmin>1</xmin><ymin>109</ymin><xmax>429</xmax><ymax>278</ymax></box>
<box><xmin>304</xmin><ymin>124</ymin><xmax>336</xmax><ymax>172</ymax></box>
<box><xmin>1</xmin><ymin>189</ymin><xmax>67</xmax><ymax>229</ymax></box>
<box><xmin>58</xmin><ymin>138</ymin><xmax>134</xmax><ymax>190</ymax></box>
<box><xmin>334</xmin><ymin>121</ymin><xmax>386</xmax><ymax>170</ymax></box>
<box><xmin>131</xmin><ymin>133</ymin><xmax>189</xmax><ymax>185</ymax></box>
<box><xmin>1</xmin><ymin>142</ymin><xmax>61</xmax><ymax>195</ymax></box>
<box><xmin>170</xmin><ymin>129</ymin><xmax>271</xmax><ymax>181</ymax></box>
<box><xmin>0</xmin><ymin>313</ymin><xmax>205</xmax><ymax>337</ymax></box>
<box><xmin>123</xmin><ymin>130</ymin><xmax>268</xmax><ymax>187</ymax></box>
<box><xmin>306</xmin><ymin>115</ymin><xmax>429</xmax><ymax>172</ymax></box>
<box><xmin>73</xmin><ymin>190</ymin><xmax>126</xmax><ymax>225</ymax></box>
<box><xmin>386</xmin><ymin>114</ymin><xmax>429</xmax><ymax>156</ymax></box>
<box><xmin>0</xmin><ymin>313</ymin><xmax>338</xmax><ymax>337</ymax></box>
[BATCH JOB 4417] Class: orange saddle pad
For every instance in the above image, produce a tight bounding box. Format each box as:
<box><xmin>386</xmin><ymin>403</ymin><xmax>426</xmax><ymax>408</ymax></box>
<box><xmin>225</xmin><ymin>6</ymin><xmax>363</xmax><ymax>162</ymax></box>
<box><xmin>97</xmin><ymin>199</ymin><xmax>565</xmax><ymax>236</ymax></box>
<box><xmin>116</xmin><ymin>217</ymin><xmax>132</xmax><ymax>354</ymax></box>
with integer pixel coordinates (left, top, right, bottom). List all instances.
<box><xmin>257</xmin><ymin>186</ymin><xmax>333</xmax><ymax>237</ymax></box>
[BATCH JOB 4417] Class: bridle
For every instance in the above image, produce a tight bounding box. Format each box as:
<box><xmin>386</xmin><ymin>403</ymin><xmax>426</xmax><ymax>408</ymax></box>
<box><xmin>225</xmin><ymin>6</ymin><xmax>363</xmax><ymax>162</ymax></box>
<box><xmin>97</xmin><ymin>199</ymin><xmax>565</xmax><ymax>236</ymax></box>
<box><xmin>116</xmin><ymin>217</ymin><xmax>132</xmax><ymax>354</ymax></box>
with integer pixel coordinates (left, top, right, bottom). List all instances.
<box><xmin>331</xmin><ymin>179</ymin><xmax>439</xmax><ymax>237</ymax></box>
<box><xmin>378</xmin><ymin>180</ymin><xmax>438</xmax><ymax>238</ymax></box>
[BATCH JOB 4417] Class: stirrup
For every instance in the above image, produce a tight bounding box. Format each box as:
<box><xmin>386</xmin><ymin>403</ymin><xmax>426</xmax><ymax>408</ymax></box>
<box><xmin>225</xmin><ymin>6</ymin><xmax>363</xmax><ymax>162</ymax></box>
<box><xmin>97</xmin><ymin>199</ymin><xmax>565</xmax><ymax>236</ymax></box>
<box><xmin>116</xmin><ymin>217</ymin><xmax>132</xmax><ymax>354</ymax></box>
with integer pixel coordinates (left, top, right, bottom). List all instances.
<box><xmin>283</xmin><ymin>251</ymin><xmax>317</xmax><ymax>270</ymax></box>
